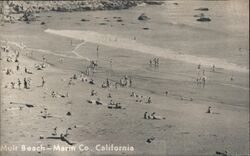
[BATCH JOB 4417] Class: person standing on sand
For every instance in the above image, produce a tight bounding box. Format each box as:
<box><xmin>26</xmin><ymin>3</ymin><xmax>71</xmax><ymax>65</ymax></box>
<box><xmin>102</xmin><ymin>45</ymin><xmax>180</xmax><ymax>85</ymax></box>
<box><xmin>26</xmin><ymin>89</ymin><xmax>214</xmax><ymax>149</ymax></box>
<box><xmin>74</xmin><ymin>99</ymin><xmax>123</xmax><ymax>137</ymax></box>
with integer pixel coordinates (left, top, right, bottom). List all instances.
<box><xmin>212</xmin><ymin>64</ymin><xmax>215</xmax><ymax>72</ymax></box>
<box><xmin>17</xmin><ymin>78</ymin><xmax>21</xmax><ymax>89</ymax></box>
<box><xmin>96</xmin><ymin>45</ymin><xmax>99</xmax><ymax>59</ymax></box>
<box><xmin>206</xmin><ymin>106</ymin><xmax>211</xmax><ymax>113</ymax></box>
<box><xmin>42</xmin><ymin>55</ymin><xmax>46</xmax><ymax>63</ymax></box>
<box><xmin>153</xmin><ymin>58</ymin><xmax>157</xmax><ymax>67</ymax></box>
<box><xmin>144</xmin><ymin>112</ymin><xmax>148</xmax><ymax>119</ymax></box>
<box><xmin>24</xmin><ymin>78</ymin><xmax>28</xmax><ymax>89</ymax></box>
<box><xmin>110</xmin><ymin>59</ymin><xmax>113</xmax><ymax>69</ymax></box>
<box><xmin>202</xmin><ymin>69</ymin><xmax>205</xmax><ymax>76</ymax></box>
<box><xmin>198</xmin><ymin>64</ymin><xmax>201</xmax><ymax>70</ymax></box>
<box><xmin>202</xmin><ymin>76</ymin><xmax>206</xmax><ymax>88</ymax></box>
<box><xmin>156</xmin><ymin>58</ymin><xmax>160</xmax><ymax>67</ymax></box>
<box><xmin>129</xmin><ymin>78</ymin><xmax>132</xmax><ymax>87</ymax></box>
<box><xmin>230</xmin><ymin>75</ymin><xmax>234</xmax><ymax>81</ymax></box>
<box><xmin>41</xmin><ymin>77</ymin><xmax>46</xmax><ymax>87</ymax></box>
<box><xmin>106</xmin><ymin>78</ymin><xmax>110</xmax><ymax>88</ymax></box>
<box><xmin>16</xmin><ymin>63</ymin><xmax>20</xmax><ymax>71</ymax></box>
<box><xmin>165</xmin><ymin>90</ymin><xmax>168</xmax><ymax>96</ymax></box>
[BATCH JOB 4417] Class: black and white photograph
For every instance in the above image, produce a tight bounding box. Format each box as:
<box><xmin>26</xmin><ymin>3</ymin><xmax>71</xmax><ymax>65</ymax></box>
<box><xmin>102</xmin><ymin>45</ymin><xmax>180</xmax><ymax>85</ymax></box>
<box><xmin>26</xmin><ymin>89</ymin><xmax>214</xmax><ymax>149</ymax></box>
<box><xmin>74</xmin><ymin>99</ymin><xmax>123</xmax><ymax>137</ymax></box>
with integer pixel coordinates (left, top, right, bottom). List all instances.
<box><xmin>0</xmin><ymin>0</ymin><xmax>249</xmax><ymax>155</ymax></box>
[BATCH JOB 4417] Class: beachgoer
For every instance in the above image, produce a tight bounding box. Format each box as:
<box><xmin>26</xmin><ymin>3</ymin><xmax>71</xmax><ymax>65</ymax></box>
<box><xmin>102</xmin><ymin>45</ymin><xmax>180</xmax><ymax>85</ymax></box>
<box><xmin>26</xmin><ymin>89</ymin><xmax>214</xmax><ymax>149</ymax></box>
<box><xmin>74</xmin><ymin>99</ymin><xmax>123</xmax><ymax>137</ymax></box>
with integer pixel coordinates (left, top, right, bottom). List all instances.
<box><xmin>41</xmin><ymin>77</ymin><xmax>45</xmax><ymax>87</ymax></box>
<box><xmin>230</xmin><ymin>75</ymin><xmax>234</xmax><ymax>81</ymax></box>
<box><xmin>149</xmin><ymin>59</ymin><xmax>152</xmax><ymax>67</ymax></box>
<box><xmin>147</xmin><ymin>97</ymin><xmax>152</xmax><ymax>104</ymax></box>
<box><xmin>151</xmin><ymin>112</ymin><xmax>156</xmax><ymax>119</ymax></box>
<box><xmin>24</xmin><ymin>78</ymin><xmax>28</xmax><ymax>89</ymax></box>
<box><xmin>198</xmin><ymin>64</ymin><xmax>201</xmax><ymax>69</ymax></box>
<box><xmin>202</xmin><ymin>76</ymin><xmax>206</xmax><ymax>88</ymax></box>
<box><xmin>73</xmin><ymin>74</ymin><xmax>77</xmax><ymax>80</ymax></box>
<box><xmin>42</xmin><ymin>55</ymin><xmax>46</xmax><ymax>63</ymax></box>
<box><xmin>129</xmin><ymin>78</ymin><xmax>132</xmax><ymax>87</ymax></box>
<box><xmin>106</xmin><ymin>78</ymin><xmax>110</xmax><ymax>87</ymax></box>
<box><xmin>206</xmin><ymin>106</ymin><xmax>211</xmax><ymax>113</ymax></box>
<box><xmin>212</xmin><ymin>64</ymin><xmax>215</xmax><ymax>72</ymax></box>
<box><xmin>16</xmin><ymin>64</ymin><xmax>20</xmax><ymax>71</ymax></box>
<box><xmin>108</xmin><ymin>93</ymin><xmax>112</xmax><ymax>98</ymax></box>
<box><xmin>165</xmin><ymin>90</ymin><xmax>168</xmax><ymax>96</ymax></box>
<box><xmin>10</xmin><ymin>82</ymin><xmax>15</xmax><ymax>89</ymax></box>
<box><xmin>96</xmin><ymin>45</ymin><xmax>99</xmax><ymax>59</ymax></box>
<box><xmin>89</xmin><ymin>79</ymin><xmax>95</xmax><ymax>85</ymax></box>
<box><xmin>144</xmin><ymin>112</ymin><xmax>148</xmax><ymax>119</ymax></box>
<box><xmin>17</xmin><ymin>78</ymin><xmax>21</xmax><ymax>89</ymax></box>
<box><xmin>68</xmin><ymin>79</ymin><xmax>73</xmax><ymax>86</ymax></box>
<box><xmin>91</xmin><ymin>90</ymin><xmax>97</xmax><ymax>96</ymax></box>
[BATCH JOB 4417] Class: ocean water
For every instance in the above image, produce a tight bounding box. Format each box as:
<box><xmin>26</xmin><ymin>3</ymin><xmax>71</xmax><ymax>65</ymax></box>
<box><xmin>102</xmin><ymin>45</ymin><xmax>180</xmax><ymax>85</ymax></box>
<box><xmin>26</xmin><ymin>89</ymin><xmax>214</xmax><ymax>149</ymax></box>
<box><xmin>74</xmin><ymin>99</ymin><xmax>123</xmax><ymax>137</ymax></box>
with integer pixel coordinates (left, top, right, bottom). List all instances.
<box><xmin>43</xmin><ymin>0</ymin><xmax>248</xmax><ymax>72</ymax></box>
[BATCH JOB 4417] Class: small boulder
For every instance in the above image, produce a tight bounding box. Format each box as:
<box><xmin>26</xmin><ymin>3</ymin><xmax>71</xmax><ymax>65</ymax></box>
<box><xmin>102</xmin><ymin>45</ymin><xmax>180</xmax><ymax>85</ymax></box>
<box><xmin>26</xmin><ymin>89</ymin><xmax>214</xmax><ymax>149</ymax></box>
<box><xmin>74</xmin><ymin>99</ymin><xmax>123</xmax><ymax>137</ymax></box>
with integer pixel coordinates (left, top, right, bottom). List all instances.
<box><xmin>138</xmin><ymin>13</ymin><xmax>150</xmax><ymax>21</ymax></box>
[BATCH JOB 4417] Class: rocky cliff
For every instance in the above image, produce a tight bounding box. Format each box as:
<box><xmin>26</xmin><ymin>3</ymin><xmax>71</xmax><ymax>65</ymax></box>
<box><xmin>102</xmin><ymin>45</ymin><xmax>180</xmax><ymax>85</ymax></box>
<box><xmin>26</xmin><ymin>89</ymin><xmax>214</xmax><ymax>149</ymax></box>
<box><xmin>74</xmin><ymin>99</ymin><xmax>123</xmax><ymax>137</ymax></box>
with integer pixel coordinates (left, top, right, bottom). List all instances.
<box><xmin>0</xmin><ymin>0</ymin><xmax>143</xmax><ymax>22</ymax></box>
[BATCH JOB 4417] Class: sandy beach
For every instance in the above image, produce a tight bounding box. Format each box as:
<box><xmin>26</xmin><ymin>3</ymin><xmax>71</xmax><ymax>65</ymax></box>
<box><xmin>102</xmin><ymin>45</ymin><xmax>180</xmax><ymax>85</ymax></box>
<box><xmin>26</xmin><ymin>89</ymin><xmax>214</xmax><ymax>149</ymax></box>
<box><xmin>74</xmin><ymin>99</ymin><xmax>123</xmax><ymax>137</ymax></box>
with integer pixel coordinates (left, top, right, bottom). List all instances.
<box><xmin>0</xmin><ymin>0</ymin><xmax>249</xmax><ymax>155</ymax></box>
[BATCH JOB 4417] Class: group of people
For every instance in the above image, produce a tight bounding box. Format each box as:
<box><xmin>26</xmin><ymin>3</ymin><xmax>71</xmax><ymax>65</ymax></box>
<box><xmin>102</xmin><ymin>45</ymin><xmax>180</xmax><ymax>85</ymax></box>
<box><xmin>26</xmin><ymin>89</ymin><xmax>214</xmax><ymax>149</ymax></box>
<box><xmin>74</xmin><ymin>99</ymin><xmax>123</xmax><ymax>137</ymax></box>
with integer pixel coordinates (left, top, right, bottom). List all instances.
<box><xmin>130</xmin><ymin>92</ymin><xmax>152</xmax><ymax>104</ymax></box>
<box><xmin>119</xmin><ymin>75</ymin><xmax>132</xmax><ymax>87</ymax></box>
<box><xmin>149</xmin><ymin>57</ymin><xmax>160</xmax><ymax>67</ymax></box>
<box><xmin>196</xmin><ymin>64</ymin><xmax>207</xmax><ymax>88</ymax></box>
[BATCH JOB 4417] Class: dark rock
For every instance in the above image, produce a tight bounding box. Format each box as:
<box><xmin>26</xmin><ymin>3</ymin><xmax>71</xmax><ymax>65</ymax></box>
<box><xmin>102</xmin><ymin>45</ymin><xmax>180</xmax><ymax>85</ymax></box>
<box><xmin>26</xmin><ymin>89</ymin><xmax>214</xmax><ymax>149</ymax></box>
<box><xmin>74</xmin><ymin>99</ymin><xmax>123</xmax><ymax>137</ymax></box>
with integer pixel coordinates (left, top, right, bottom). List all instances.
<box><xmin>66</xmin><ymin>112</ymin><xmax>71</xmax><ymax>116</ymax></box>
<box><xmin>144</xmin><ymin>1</ymin><xmax>164</xmax><ymax>5</ymax></box>
<box><xmin>138</xmin><ymin>13</ymin><xmax>150</xmax><ymax>21</ymax></box>
<box><xmin>22</xmin><ymin>8</ymin><xmax>36</xmax><ymax>22</ymax></box>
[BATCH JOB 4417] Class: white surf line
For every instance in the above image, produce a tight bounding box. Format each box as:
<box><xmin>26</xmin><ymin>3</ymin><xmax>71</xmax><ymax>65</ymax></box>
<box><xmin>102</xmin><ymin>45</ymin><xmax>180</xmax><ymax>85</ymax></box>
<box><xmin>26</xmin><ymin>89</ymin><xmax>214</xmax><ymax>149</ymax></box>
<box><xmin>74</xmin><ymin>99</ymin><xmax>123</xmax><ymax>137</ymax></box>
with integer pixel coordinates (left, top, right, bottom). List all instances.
<box><xmin>45</xmin><ymin>29</ymin><xmax>249</xmax><ymax>73</ymax></box>
<box><xmin>71</xmin><ymin>41</ymin><xmax>91</xmax><ymax>61</ymax></box>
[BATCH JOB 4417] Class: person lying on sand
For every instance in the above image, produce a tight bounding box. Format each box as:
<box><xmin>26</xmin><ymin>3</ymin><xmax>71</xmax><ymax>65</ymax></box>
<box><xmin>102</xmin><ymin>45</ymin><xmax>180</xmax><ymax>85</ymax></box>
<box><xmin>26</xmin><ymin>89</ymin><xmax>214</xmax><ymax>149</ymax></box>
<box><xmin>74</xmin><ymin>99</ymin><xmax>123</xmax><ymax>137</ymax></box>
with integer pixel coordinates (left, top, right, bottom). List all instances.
<box><xmin>144</xmin><ymin>112</ymin><xmax>166</xmax><ymax>120</ymax></box>
<box><xmin>87</xmin><ymin>99</ymin><xmax>104</xmax><ymax>105</ymax></box>
<box><xmin>108</xmin><ymin>102</ymin><xmax>122</xmax><ymax>109</ymax></box>
<box><xmin>51</xmin><ymin>91</ymin><xmax>68</xmax><ymax>98</ymax></box>
<box><xmin>24</xmin><ymin>67</ymin><xmax>33</xmax><ymax>74</ymax></box>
